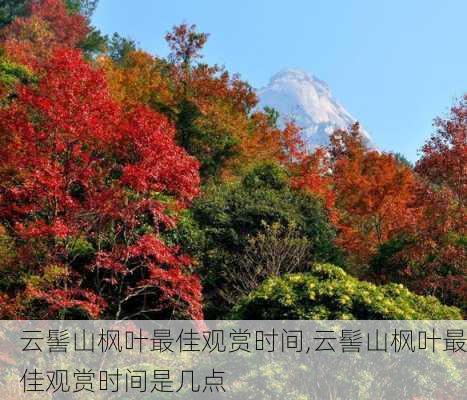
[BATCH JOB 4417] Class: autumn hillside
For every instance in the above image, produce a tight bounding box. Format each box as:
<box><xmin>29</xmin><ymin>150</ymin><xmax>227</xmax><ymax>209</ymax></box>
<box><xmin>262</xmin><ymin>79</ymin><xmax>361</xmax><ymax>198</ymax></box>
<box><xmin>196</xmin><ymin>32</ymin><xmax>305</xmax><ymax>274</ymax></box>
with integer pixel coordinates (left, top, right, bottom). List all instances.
<box><xmin>0</xmin><ymin>0</ymin><xmax>465</xmax><ymax>320</ymax></box>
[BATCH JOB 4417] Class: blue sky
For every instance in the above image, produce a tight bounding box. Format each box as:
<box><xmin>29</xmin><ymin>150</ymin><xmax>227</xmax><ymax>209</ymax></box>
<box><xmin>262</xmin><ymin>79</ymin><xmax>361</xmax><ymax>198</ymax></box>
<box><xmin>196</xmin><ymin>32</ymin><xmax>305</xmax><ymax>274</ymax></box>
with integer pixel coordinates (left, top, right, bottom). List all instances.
<box><xmin>93</xmin><ymin>0</ymin><xmax>466</xmax><ymax>162</ymax></box>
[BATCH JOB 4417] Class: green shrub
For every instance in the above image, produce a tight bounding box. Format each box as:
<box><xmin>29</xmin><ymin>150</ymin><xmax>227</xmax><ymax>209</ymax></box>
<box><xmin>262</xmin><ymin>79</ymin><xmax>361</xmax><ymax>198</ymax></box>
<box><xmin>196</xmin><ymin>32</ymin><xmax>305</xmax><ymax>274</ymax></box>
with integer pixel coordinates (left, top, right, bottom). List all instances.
<box><xmin>0</xmin><ymin>57</ymin><xmax>36</xmax><ymax>105</ymax></box>
<box><xmin>231</xmin><ymin>263</ymin><xmax>462</xmax><ymax>320</ymax></box>
<box><xmin>0</xmin><ymin>58</ymin><xmax>36</xmax><ymax>86</ymax></box>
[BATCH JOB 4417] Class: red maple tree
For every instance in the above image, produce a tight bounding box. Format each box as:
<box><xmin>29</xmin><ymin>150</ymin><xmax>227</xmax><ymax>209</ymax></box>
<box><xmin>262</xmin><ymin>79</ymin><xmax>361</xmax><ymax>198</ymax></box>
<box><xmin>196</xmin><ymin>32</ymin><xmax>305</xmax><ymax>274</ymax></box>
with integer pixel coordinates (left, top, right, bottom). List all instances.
<box><xmin>329</xmin><ymin>124</ymin><xmax>419</xmax><ymax>264</ymax></box>
<box><xmin>406</xmin><ymin>96</ymin><xmax>467</xmax><ymax>305</ymax></box>
<box><xmin>0</xmin><ymin>49</ymin><xmax>202</xmax><ymax>319</ymax></box>
<box><xmin>1</xmin><ymin>0</ymin><xmax>89</xmax><ymax>67</ymax></box>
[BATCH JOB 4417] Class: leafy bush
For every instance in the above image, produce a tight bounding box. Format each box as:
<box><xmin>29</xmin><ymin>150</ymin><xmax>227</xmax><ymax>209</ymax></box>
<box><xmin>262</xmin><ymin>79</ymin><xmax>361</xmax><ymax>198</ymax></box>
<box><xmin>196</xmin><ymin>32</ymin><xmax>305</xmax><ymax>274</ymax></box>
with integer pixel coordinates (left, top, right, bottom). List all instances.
<box><xmin>0</xmin><ymin>57</ymin><xmax>36</xmax><ymax>103</ymax></box>
<box><xmin>231</xmin><ymin>263</ymin><xmax>462</xmax><ymax>320</ymax></box>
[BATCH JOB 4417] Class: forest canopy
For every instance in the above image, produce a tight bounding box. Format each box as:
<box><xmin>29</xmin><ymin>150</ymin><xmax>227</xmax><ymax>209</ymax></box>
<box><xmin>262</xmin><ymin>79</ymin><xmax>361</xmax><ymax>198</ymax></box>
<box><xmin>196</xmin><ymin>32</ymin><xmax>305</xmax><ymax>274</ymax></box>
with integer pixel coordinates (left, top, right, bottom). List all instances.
<box><xmin>0</xmin><ymin>0</ymin><xmax>465</xmax><ymax>320</ymax></box>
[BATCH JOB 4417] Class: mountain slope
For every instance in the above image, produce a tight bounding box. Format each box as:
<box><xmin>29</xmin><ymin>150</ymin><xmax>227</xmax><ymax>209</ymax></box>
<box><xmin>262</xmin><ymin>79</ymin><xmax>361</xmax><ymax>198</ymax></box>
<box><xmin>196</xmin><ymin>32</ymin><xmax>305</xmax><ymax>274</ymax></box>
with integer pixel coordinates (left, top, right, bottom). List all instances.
<box><xmin>258</xmin><ymin>69</ymin><xmax>370</xmax><ymax>148</ymax></box>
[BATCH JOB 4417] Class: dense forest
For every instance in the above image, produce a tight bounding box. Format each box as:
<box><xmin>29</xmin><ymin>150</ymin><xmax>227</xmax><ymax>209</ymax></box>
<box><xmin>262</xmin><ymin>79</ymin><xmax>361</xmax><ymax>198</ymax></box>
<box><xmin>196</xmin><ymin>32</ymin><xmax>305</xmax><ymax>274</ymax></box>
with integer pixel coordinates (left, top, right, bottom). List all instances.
<box><xmin>0</xmin><ymin>0</ymin><xmax>464</xmax><ymax>320</ymax></box>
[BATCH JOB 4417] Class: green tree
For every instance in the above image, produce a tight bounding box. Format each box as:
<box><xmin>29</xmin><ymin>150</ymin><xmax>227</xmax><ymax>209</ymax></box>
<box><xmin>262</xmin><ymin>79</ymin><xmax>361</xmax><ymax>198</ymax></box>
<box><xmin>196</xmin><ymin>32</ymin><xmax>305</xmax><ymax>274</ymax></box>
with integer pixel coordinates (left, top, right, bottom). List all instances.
<box><xmin>263</xmin><ymin>106</ymin><xmax>280</xmax><ymax>128</ymax></box>
<box><xmin>0</xmin><ymin>0</ymin><xmax>29</xmax><ymax>29</ymax></box>
<box><xmin>369</xmin><ymin>234</ymin><xmax>414</xmax><ymax>283</ymax></box>
<box><xmin>173</xmin><ymin>162</ymin><xmax>342</xmax><ymax>318</ymax></box>
<box><xmin>66</xmin><ymin>0</ymin><xmax>109</xmax><ymax>59</ymax></box>
<box><xmin>175</xmin><ymin>98</ymin><xmax>238</xmax><ymax>179</ymax></box>
<box><xmin>65</xmin><ymin>0</ymin><xmax>99</xmax><ymax>18</ymax></box>
<box><xmin>78</xmin><ymin>27</ymin><xmax>108</xmax><ymax>58</ymax></box>
<box><xmin>106</xmin><ymin>32</ymin><xmax>137</xmax><ymax>63</ymax></box>
<box><xmin>393</xmin><ymin>152</ymin><xmax>413</xmax><ymax>169</ymax></box>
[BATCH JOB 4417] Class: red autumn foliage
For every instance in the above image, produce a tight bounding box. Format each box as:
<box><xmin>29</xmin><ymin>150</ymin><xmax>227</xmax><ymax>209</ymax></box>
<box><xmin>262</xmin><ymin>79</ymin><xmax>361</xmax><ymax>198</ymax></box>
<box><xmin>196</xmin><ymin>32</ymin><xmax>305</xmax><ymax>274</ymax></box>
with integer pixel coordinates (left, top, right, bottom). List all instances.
<box><xmin>0</xmin><ymin>49</ymin><xmax>202</xmax><ymax>319</ymax></box>
<box><xmin>0</xmin><ymin>0</ymin><xmax>89</xmax><ymax>67</ymax></box>
<box><xmin>329</xmin><ymin>124</ymin><xmax>419</xmax><ymax>264</ymax></box>
<box><xmin>404</xmin><ymin>183</ymin><xmax>466</xmax><ymax>306</ymax></box>
<box><xmin>0</xmin><ymin>4</ymin><xmax>464</xmax><ymax>317</ymax></box>
<box><xmin>239</xmin><ymin>115</ymin><xmax>305</xmax><ymax>170</ymax></box>
<box><xmin>291</xmin><ymin>147</ymin><xmax>335</xmax><ymax>215</ymax></box>
<box><xmin>416</xmin><ymin>95</ymin><xmax>466</xmax><ymax>206</ymax></box>
<box><xmin>29</xmin><ymin>0</ymin><xmax>89</xmax><ymax>45</ymax></box>
<box><xmin>402</xmin><ymin>96</ymin><xmax>467</xmax><ymax>306</ymax></box>
<box><xmin>165</xmin><ymin>23</ymin><xmax>208</xmax><ymax>68</ymax></box>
